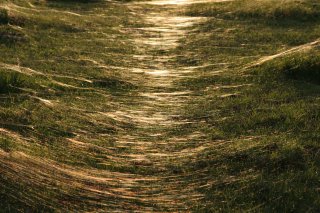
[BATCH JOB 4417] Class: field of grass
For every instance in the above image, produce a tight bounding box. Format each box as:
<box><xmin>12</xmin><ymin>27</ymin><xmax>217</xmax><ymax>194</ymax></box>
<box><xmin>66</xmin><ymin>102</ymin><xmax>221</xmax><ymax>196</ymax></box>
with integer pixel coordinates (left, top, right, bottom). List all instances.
<box><xmin>0</xmin><ymin>0</ymin><xmax>319</xmax><ymax>211</ymax></box>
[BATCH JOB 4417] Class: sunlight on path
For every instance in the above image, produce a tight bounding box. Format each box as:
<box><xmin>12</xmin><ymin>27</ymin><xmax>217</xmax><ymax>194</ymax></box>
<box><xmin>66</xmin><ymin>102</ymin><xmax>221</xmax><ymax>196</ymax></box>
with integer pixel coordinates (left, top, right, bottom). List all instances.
<box><xmin>123</xmin><ymin>1</ymin><xmax>206</xmax><ymax>126</ymax></box>
<box><xmin>101</xmin><ymin>0</ymin><xmax>217</xmax><ymax>210</ymax></box>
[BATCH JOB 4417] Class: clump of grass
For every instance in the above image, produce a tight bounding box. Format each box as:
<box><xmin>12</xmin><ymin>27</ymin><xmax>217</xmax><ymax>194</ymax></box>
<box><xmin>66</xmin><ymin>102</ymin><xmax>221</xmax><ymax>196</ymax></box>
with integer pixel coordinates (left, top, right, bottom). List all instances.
<box><xmin>255</xmin><ymin>48</ymin><xmax>320</xmax><ymax>85</ymax></box>
<box><xmin>214</xmin><ymin>49</ymin><xmax>320</xmax><ymax>138</ymax></box>
<box><xmin>0</xmin><ymin>138</ymin><xmax>15</xmax><ymax>152</ymax></box>
<box><xmin>0</xmin><ymin>72</ymin><xmax>24</xmax><ymax>93</ymax></box>
<box><xmin>0</xmin><ymin>8</ymin><xmax>25</xmax><ymax>26</ymax></box>
<box><xmin>0</xmin><ymin>8</ymin><xmax>9</xmax><ymax>25</ymax></box>
<box><xmin>282</xmin><ymin>51</ymin><xmax>320</xmax><ymax>84</ymax></box>
<box><xmin>0</xmin><ymin>25</ymin><xmax>26</xmax><ymax>43</ymax></box>
<box><xmin>0</xmin><ymin>7</ymin><xmax>27</xmax><ymax>42</ymax></box>
<box><xmin>0</xmin><ymin>70</ymin><xmax>37</xmax><ymax>94</ymax></box>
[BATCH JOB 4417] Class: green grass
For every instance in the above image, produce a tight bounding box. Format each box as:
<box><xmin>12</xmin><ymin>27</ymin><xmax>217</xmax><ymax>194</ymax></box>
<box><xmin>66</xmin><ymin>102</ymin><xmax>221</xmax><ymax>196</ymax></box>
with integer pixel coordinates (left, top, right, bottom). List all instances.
<box><xmin>0</xmin><ymin>0</ymin><xmax>144</xmax><ymax>210</ymax></box>
<box><xmin>279</xmin><ymin>50</ymin><xmax>320</xmax><ymax>84</ymax></box>
<box><xmin>170</xmin><ymin>0</ymin><xmax>320</xmax><ymax>211</ymax></box>
<box><xmin>0</xmin><ymin>138</ymin><xmax>15</xmax><ymax>152</ymax></box>
<box><xmin>176</xmin><ymin>58</ymin><xmax>320</xmax><ymax>210</ymax></box>
<box><xmin>0</xmin><ymin>0</ymin><xmax>320</xmax><ymax>211</ymax></box>
<box><xmin>0</xmin><ymin>72</ymin><xmax>24</xmax><ymax>93</ymax></box>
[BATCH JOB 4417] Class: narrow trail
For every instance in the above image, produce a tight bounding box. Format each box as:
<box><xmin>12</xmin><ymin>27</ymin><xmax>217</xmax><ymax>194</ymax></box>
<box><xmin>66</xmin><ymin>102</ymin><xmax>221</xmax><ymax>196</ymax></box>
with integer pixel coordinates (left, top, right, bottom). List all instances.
<box><xmin>98</xmin><ymin>0</ymin><xmax>215</xmax><ymax>210</ymax></box>
<box><xmin>92</xmin><ymin>0</ymin><xmax>216</xmax><ymax>212</ymax></box>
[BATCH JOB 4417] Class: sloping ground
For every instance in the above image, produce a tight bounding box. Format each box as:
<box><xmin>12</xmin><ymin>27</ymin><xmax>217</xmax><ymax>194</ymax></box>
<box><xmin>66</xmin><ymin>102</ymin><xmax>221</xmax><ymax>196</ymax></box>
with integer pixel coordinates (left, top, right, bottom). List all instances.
<box><xmin>0</xmin><ymin>0</ymin><xmax>320</xmax><ymax>212</ymax></box>
<box><xmin>172</xmin><ymin>0</ymin><xmax>320</xmax><ymax>211</ymax></box>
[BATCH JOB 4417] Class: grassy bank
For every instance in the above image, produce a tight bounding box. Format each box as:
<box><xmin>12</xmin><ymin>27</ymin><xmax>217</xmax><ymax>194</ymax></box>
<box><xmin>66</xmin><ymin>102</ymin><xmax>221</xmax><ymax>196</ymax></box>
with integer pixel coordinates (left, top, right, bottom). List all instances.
<box><xmin>174</xmin><ymin>0</ymin><xmax>320</xmax><ymax>211</ymax></box>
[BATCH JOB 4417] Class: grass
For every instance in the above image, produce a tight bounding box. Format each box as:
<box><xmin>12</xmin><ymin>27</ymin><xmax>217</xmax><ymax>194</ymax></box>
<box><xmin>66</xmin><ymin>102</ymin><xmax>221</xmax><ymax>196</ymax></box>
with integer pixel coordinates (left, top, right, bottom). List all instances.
<box><xmin>217</xmin><ymin>49</ymin><xmax>320</xmax><ymax>139</ymax></box>
<box><xmin>170</xmin><ymin>0</ymin><xmax>320</xmax><ymax>211</ymax></box>
<box><xmin>0</xmin><ymin>8</ymin><xmax>9</xmax><ymax>24</ymax></box>
<box><xmin>0</xmin><ymin>0</ymin><xmax>144</xmax><ymax>211</ymax></box>
<box><xmin>280</xmin><ymin>50</ymin><xmax>320</xmax><ymax>84</ymax></box>
<box><xmin>186</xmin><ymin>0</ymin><xmax>320</xmax><ymax>21</ymax></box>
<box><xmin>0</xmin><ymin>72</ymin><xmax>24</xmax><ymax>93</ymax></box>
<box><xmin>189</xmin><ymin>66</ymin><xmax>320</xmax><ymax>208</ymax></box>
<box><xmin>0</xmin><ymin>0</ymin><xmax>320</xmax><ymax>211</ymax></box>
<box><xmin>0</xmin><ymin>138</ymin><xmax>15</xmax><ymax>152</ymax></box>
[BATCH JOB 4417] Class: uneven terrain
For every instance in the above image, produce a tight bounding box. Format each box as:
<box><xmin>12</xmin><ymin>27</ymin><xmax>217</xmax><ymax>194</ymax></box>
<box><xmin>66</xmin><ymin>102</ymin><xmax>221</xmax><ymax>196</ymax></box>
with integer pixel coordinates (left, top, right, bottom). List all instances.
<box><xmin>0</xmin><ymin>0</ymin><xmax>320</xmax><ymax>212</ymax></box>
